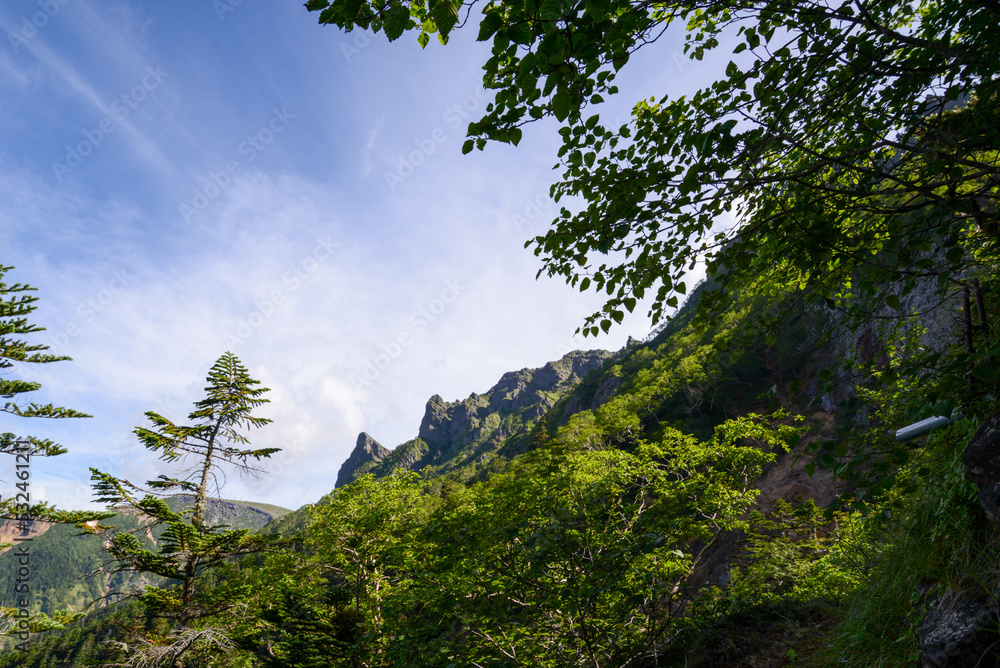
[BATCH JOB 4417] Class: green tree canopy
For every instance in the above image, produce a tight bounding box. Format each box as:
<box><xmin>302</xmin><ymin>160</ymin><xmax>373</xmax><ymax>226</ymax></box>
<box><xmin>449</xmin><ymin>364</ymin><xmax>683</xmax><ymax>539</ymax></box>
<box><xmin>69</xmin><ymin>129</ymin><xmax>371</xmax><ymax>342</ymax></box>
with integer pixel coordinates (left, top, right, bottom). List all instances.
<box><xmin>307</xmin><ymin>0</ymin><xmax>999</xmax><ymax>338</ymax></box>
<box><xmin>240</xmin><ymin>410</ymin><xmax>801</xmax><ymax>667</ymax></box>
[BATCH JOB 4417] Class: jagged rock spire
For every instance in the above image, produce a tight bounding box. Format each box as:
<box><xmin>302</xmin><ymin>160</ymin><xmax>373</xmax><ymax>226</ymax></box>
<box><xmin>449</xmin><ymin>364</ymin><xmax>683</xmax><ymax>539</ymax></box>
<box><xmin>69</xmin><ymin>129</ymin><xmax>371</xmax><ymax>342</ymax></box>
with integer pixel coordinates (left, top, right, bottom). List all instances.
<box><xmin>335</xmin><ymin>432</ymin><xmax>390</xmax><ymax>488</ymax></box>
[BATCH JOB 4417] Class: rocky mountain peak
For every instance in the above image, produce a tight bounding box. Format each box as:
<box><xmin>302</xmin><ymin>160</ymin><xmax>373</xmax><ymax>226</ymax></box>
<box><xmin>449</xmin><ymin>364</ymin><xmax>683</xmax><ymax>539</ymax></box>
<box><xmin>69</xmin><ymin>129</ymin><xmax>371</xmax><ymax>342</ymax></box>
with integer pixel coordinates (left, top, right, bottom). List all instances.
<box><xmin>335</xmin><ymin>432</ymin><xmax>391</xmax><ymax>488</ymax></box>
<box><xmin>415</xmin><ymin>349</ymin><xmax>612</xmax><ymax>451</ymax></box>
<box><xmin>333</xmin><ymin>349</ymin><xmax>614</xmax><ymax>488</ymax></box>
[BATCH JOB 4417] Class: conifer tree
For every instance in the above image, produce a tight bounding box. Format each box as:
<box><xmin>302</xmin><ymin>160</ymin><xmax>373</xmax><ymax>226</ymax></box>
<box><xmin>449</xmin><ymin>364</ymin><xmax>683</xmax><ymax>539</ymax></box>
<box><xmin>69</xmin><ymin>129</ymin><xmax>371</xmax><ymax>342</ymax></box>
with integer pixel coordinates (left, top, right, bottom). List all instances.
<box><xmin>1</xmin><ymin>263</ymin><xmax>90</xmax><ymax>525</ymax></box>
<box><xmin>0</xmin><ymin>263</ymin><xmax>89</xmax><ymax>456</ymax></box>
<box><xmin>86</xmin><ymin>352</ymin><xmax>280</xmax><ymax>667</ymax></box>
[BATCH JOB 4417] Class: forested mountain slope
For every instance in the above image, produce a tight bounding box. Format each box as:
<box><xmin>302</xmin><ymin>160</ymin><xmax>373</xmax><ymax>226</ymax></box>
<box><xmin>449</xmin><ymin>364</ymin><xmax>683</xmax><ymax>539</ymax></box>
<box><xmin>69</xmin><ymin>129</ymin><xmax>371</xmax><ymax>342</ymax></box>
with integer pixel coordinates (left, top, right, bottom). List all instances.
<box><xmin>0</xmin><ymin>497</ymin><xmax>289</xmax><ymax>617</ymax></box>
<box><xmin>3</xmin><ymin>273</ymin><xmax>997</xmax><ymax>667</ymax></box>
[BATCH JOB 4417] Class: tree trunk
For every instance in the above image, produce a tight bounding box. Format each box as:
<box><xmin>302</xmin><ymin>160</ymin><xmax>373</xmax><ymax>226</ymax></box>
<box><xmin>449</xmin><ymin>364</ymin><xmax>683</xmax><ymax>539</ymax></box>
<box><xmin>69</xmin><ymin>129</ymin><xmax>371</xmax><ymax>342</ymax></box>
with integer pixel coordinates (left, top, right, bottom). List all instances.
<box><xmin>964</xmin><ymin>286</ymin><xmax>976</xmax><ymax>393</ymax></box>
<box><xmin>192</xmin><ymin>419</ymin><xmax>222</xmax><ymax>531</ymax></box>
<box><xmin>974</xmin><ymin>278</ymin><xmax>990</xmax><ymax>337</ymax></box>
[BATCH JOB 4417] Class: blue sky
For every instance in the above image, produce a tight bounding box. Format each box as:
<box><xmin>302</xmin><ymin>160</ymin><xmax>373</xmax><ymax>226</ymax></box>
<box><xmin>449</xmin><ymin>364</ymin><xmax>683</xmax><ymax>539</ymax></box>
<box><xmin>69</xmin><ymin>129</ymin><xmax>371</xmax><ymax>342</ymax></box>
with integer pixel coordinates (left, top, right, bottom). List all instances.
<box><xmin>0</xmin><ymin>1</ymin><xmax>730</xmax><ymax>511</ymax></box>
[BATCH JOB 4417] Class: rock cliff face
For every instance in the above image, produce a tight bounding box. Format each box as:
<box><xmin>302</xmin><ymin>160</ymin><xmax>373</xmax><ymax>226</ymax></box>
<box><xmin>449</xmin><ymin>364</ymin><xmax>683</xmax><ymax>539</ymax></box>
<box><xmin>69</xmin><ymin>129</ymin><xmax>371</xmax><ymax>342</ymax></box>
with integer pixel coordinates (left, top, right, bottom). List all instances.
<box><xmin>335</xmin><ymin>349</ymin><xmax>612</xmax><ymax>487</ymax></box>
<box><xmin>807</xmin><ymin>265</ymin><xmax>965</xmax><ymax>415</ymax></box>
<box><xmin>335</xmin><ymin>432</ymin><xmax>391</xmax><ymax>488</ymax></box>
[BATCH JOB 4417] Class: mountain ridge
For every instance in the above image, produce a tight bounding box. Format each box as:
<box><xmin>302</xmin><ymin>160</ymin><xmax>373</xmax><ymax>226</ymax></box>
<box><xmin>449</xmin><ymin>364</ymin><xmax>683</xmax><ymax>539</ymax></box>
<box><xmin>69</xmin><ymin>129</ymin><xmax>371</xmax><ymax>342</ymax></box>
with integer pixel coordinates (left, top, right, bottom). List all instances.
<box><xmin>335</xmin><ymin>348</ymin><xmax>614</xmax><ymax>487</ymax></box>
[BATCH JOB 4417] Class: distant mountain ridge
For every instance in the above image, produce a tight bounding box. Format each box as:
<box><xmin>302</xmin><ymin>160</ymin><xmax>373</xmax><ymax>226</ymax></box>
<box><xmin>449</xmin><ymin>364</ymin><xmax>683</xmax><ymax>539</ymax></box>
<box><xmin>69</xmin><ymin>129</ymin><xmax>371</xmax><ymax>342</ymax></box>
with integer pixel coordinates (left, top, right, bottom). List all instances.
<box><xmin>335</xmin><ymin>349</ymin><xmax>613</xmax><ymax>487</ymax></box>
<box><xmin>0</xmin><ymin>496</ymin><xmax>290</xmax><ymax>615</ymax></box>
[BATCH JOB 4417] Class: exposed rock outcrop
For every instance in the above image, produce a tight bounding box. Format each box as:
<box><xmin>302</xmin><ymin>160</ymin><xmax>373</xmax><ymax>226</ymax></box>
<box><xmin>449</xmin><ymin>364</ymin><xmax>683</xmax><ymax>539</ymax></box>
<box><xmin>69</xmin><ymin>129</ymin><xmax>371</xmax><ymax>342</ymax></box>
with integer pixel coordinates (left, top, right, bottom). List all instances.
<box><xmin>413</xmin><ymin>349</ymin><xmax>611</xmax><ymax>461</ymax></box>
<box><xmin>919</xmin><ymin>589</ymin><xmax>1000</xmax><ymax>667</ymax></box>
<box><xmin>0</xmin><ymin>496</ymin><xmax>289</xmax><ymax>614</ymax></box>
<box><xmin>0</xmin><ymin>520</ymin><xmax>50</xmax><ymax>554</ymax></box>
<box><xmin>963</xmin><ymin>412</ymin><xmax>1000</xmax><ymax>527</ymax></box>
<box><xmin>335</xmin><ymin>432</ymin><xmax>391</xmax><ymax>488</ymax></box>
<box><xmin>165</xmin><ymin>495</ymin><xmax>287</xmax><ymax>529</ymax></box>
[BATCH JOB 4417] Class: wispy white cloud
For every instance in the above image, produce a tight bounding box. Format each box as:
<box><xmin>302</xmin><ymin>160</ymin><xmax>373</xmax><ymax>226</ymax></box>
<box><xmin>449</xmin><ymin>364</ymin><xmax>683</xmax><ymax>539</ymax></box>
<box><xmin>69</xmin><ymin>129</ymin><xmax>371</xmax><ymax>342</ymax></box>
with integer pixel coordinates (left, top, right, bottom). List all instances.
<box><xmin>16</xmin><ymin>37</ymin><xmax>177</xmax><ymax>179</ymax></box>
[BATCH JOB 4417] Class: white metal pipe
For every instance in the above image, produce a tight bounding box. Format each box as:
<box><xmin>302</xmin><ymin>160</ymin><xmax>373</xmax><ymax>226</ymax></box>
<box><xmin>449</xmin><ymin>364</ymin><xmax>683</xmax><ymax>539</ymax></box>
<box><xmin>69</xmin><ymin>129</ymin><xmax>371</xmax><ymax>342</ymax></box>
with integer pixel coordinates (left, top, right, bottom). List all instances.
<box><xmin>895</xmin><ymin>415</ymin><xmax>950</xmax><ymax>442</ymax></box>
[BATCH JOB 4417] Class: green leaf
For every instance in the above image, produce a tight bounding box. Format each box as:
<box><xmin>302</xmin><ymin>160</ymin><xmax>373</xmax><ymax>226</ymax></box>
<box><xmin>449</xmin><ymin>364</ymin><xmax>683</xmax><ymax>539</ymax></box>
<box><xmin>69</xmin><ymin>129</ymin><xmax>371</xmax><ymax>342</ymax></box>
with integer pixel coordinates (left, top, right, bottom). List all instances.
<box><xmin>382</xmin><ymin>5</ymin><xmax>410</xmax><ymax>41</ymax></box>
<box><xmin>418</xmin><ymin>31</ymin><xmax>430</xmax><ymax>48</ymax></box>
<box><xmin>509</xmin><ymin>22</ymin><xmax>532</xmax><ymax>44</ymax></box>
<box><xmin>431</xmin><ymin>0</ymin><xmax>459</xmax><ymax>34</ymax></box>
<box><xmin>462</xmin><ymin>139</ymin><xmax>474</xmax><ymax>154</ymax></box>
<box><xmin>972</xmin><ymin>365</ymin><xmax>1000</xmax><ymax>382</ymax></box>
<box><xmin>885</xmin><ymin>294</ymin><xmax>900</xmax><ymax>311</ymax></box>
<box><xmin>552</xmin><ymin>89</ymin><xmax>573</xmax><ymax>122</ymax></box>
<box><xmin>585</xmin><ymin>0</ymin><xmax>612</xmax><ymax>21</ymax></box>
<box><xmin>540</xmin><ymin>0</ymin><xmax>565</xmax><ymax>22</ymax></box>
<box><xmin>477</xmin><ymin>11</ymin><xmax>504</xmax><ymax>42</ymax></box>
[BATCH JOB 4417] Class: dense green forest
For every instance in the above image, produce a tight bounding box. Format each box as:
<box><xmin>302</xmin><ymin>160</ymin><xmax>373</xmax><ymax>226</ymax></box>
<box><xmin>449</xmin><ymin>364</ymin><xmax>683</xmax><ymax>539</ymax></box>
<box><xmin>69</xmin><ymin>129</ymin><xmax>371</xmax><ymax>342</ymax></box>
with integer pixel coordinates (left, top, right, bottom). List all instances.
<box><xmin>3</xmin><ymin>0</ymin><xmax>1000</xmax><ymax>664</ymax></box>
